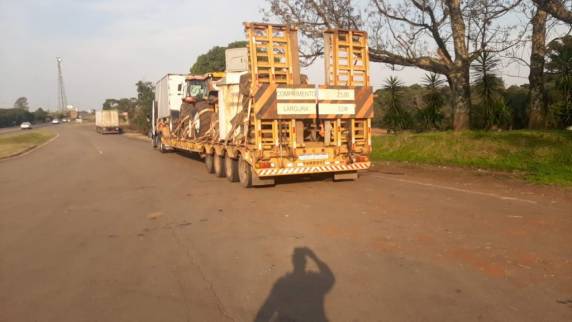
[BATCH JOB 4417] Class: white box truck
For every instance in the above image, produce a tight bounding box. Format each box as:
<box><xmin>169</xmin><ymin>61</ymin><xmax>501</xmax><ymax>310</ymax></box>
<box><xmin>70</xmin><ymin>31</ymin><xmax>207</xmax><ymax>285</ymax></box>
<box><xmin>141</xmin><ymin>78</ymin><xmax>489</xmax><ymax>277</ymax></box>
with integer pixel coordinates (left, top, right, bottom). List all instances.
<box><xmin>95</xmin><ymin>110</ymin><xmax>120</xmax><ymax>134</ymax></box>
<box><xmin>153</xmin><ymin>74</ymin><xmax>187</xmax><ymax>133</ymax></box>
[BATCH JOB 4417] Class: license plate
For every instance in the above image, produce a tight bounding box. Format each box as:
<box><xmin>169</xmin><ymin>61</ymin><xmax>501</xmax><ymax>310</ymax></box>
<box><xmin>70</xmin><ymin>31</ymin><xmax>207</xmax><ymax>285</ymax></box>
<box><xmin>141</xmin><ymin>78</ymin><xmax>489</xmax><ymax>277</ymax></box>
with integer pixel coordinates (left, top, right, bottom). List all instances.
<box><xmin>298</xmin><ymin>153</ymin><xmax>329</xmax><ymax>161</ymax></box>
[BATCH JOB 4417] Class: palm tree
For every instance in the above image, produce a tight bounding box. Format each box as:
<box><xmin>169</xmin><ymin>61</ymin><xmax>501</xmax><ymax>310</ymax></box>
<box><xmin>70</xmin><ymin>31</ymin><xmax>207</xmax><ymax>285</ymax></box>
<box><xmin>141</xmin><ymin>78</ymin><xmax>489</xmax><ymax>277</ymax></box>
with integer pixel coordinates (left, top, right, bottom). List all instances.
<box><xmin>471</xmin><ymin>51</ymin><xmax>511</xmax><ymax>129</ymax></box>
<box><xmin>416</xmin><ymin>73</ymin><xmax>445</xmax><ymax>130</ymax></box>
<box><xmin>382</xmin><ymin>76</ymin><xmax>412</xmax><ymax>131</ymax></box>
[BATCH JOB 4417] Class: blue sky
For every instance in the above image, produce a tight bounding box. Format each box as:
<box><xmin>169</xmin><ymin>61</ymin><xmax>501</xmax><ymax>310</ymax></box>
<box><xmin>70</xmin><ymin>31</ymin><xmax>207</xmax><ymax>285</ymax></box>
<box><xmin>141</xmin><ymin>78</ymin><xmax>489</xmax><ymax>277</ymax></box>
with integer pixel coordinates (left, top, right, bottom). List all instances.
<box><xmin>0</xmin><ymin>0</ymin><xmax>531</xmax><ymax>110</ymax></box>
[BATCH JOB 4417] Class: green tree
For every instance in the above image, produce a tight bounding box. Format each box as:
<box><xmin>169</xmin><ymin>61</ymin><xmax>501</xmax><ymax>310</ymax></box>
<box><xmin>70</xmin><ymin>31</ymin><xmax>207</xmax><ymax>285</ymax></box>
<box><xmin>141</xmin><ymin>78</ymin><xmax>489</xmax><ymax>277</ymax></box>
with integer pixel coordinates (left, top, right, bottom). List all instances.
<box><xmin>0</xmin><ymin>108</ymin><xmax>33</xmax><ymax>127</ymax></box>
<box><xmin>505</xmin><ymin>85</ymin><xmax>529</xmax><ymax>129</ymax></box>
<box><xmin>102</xmin><ymin>98</ymin><xmax>119</xmax><ymax>110</ymax></box>
<box><xmin>33</xmin><ymin>108</ymin><xmax>49</xmax><ymax>122</ymax></box>
<box><xmin>136</xmin><ymin>81</ymin><xmax>154</xmax><ymax>109</ymax></box>
<box><xmin>382</xmin><ymin>76</ymin><xmax>412</xmax><ymax>131</ymax></box>
<box><xmin>102</xmin><ymin>98</ymin><xmax>137</xmax><ymax>114</ymax></box>
<box><xmin>545</xmin><ymin>36</ymin><xmax>572</xmax><ymax>128</ymax></box>
<box><xmin>14</xmin><ymin>97</ymin><xmax>29</xmax><ymax>110</ymax></box>
<box><xmin>132</xmin><ymin>81</ymin><xmax>155</xmax><ymax>134</ymax></box>
<box><xmin>100</xmin><ymin>81</ymin><xmax>154</xmax><ymax>134</ymax></box>
<box><xmin>416</xmin><ymin>73</ymin><xmax>446</xmax><ymax>131</ymax></box>
<box><xmin>471</xmin><ymin>52</ymin><xmax>511</xmax><ymax>129</ymax></box>
<box><xmin>190</xmin><ymin>41</ymin><xmax>247</xmax><ymax>74</ymax></box>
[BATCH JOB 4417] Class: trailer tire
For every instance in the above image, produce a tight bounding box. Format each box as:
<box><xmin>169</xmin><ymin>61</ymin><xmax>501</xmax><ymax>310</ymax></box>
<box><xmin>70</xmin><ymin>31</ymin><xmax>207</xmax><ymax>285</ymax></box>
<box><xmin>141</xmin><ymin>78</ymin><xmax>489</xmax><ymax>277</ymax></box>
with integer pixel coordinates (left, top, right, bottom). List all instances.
<box><xmin>238</xmin><ymin>155</ymin><xmax>252</xmax><ymax>188</ymax></box>
<box><xmin>225</xmin><ymin>155</ymin><xmax>239</xmax><ymax>182</ymax></box>
<box><xmin>152</xmin><ymin>134</ymin><xmax>158</xmax><ymax>148</ymax></box>
<box><xmin>205</xmin><ymin>154</ymin><xmax>215</xmax><ymax>174</ymax></box>
<box><xmin>158</xmin><ymin>137</ymin><xmax>168</xmax><ymax>153</ymax></box>
<box><xmin>214</xmin><ymin>154</ymin><xmax>226</xmax><ymax>177</ymax></box>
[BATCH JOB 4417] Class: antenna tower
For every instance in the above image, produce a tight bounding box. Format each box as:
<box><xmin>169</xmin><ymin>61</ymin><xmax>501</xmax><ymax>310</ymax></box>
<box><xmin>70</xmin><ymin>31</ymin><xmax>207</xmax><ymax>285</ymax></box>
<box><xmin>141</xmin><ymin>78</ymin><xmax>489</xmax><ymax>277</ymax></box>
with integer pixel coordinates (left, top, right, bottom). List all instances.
<box><xmin>56</xmin><ymin>57</ymin><xmax>68</xmax><ymax>113</ymax></box>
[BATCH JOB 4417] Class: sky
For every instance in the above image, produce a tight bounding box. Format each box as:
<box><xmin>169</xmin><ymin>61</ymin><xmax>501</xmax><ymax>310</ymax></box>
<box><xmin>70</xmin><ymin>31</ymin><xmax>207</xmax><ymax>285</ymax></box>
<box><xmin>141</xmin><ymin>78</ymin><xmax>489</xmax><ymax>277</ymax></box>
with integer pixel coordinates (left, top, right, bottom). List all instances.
<box><xmin>0</xmin><ymin>0</ymin><xmax>532</xmax><ymax>111</ymax></box>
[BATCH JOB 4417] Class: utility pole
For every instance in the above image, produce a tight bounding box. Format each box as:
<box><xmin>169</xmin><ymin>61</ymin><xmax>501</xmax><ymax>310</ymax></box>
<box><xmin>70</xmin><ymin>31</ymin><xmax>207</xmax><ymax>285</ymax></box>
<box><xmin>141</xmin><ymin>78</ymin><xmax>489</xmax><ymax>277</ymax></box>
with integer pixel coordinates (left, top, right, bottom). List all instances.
<box><xmin>56</xmin><ymin>57</ymin><xmax>68</xmax><ymax>114</ymax></box>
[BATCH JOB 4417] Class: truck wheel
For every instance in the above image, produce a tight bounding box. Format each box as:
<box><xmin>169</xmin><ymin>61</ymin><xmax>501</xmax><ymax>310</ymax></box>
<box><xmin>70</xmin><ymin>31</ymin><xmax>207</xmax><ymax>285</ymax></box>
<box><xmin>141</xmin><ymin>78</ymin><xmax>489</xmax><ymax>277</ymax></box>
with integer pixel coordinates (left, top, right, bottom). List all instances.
<box><xmin>225</xmin><ymin>155</ymin><xmax>239</xmax><ymax>182</ymax></box>
<box><xmin>158</xmin><ymin>138</ymin><xmax>167</xmax><ymax>153</ymax></box>
<box><xmin>214</xmin><ymin>154</ymin><xmax>226</xmax><ymax>177</ymax></box>
<box><xmin>204</xmin><ymin>154</ymin><xmax>215</xmax><ymax>173</ymax></box>
<box><xmin>152</xmin><ymin>135</ymin><xmax>158</xmax><ymax>148</ymax></box>
<box><xmin>238</xmin><ymin>155</ymin><xmax>252</xmax><ymax>188</ymax></box>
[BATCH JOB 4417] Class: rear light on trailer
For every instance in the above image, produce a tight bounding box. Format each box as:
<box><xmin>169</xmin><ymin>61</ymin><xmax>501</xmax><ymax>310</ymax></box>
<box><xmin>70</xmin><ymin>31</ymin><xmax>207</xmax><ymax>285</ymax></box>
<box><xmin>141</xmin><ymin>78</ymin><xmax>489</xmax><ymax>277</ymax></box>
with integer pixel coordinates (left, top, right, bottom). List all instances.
<box><xmin>355</xmin><ymin>155</ymin><xmax>369</xmax><ymax>162</ymax></box>
<box><xmin>257</xmin><ymin>161</ymin><xmax>273</xmax><ymax>169</ymax></box>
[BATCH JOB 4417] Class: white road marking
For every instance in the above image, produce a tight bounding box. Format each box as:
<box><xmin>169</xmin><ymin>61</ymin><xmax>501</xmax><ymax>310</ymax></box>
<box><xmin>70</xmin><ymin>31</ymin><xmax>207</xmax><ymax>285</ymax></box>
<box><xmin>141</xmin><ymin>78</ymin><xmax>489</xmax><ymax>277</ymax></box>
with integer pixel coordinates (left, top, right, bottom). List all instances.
<box><xmin>373</xmin><ymin>175</ymin><xmax>538</xmax><ymax>204</ymax></box>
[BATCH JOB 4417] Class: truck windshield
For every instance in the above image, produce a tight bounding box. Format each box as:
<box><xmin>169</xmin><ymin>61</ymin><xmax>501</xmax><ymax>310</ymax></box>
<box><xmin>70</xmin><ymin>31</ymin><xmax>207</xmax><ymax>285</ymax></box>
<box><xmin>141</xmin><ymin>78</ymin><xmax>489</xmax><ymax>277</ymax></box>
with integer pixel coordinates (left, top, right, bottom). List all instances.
<box><xmin>187</xmin><ymin>80</ymin><xmax>207</xmax><ymax>99</ymax></box>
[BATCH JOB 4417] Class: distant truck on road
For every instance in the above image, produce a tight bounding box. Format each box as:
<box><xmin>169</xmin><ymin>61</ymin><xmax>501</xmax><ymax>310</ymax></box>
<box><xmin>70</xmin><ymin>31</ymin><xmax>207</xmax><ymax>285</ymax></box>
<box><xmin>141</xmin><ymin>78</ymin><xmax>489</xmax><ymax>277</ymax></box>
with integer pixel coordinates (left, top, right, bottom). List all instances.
<box><xmin>95</xmin><ymin>110</ymin><xmax>121</xmax><ymax>134</ymax></box>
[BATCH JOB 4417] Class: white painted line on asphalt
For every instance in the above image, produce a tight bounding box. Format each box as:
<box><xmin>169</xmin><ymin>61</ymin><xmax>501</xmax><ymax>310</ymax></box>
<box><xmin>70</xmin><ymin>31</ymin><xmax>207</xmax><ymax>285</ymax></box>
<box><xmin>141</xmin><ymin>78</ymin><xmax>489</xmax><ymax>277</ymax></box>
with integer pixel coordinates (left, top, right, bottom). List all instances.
<box><xmin>373</xmin><ymin>175</ymin><xmax>538</xmax><ymax>204</ymax></box>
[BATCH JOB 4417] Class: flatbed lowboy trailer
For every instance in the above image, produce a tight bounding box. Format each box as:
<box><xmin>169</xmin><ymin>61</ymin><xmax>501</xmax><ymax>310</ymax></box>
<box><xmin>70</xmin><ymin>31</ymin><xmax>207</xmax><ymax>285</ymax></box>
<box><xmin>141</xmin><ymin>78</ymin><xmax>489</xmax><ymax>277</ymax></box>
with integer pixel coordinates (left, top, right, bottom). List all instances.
<box><xmin>153</xmin><ymin>22</ymin><xmax>373</xmax><ymax>187</ymax></box>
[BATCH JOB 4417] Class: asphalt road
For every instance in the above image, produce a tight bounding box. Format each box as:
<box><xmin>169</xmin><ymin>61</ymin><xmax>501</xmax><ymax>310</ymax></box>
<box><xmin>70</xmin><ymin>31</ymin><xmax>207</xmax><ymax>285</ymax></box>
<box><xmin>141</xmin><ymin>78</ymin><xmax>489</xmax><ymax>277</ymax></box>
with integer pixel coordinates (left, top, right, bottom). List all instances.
<box><xmin>1</xmin><ymin>125</ymin><xmax>571</xmax><ymax>322</ymax></box>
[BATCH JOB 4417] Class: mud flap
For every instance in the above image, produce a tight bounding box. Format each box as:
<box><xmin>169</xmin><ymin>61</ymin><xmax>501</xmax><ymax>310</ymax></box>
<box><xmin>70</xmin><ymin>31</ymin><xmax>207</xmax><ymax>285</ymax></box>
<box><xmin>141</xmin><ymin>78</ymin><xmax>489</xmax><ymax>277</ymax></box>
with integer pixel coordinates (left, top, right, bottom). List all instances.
<box><xmin>333</xmin><ymin>171</ymin><xmax>358</xmax><ymax>181</ymax></box>
<box><xmin>252</xmin><ymin>173</ymin><xmax>275</xmax><ymax>187</ymax></box>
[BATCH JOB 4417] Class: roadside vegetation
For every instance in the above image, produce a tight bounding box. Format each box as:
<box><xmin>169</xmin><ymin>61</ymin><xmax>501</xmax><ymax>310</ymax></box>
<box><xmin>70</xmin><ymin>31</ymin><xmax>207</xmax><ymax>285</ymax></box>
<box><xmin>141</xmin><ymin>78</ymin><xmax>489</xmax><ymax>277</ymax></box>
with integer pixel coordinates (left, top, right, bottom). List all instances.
<box><xmin>0</xmin><ymin>97</ymin><xmax>50</xmax><ymax>128</ymax></box>
<box><xmin>371</xmin><ymin>131</ymin><xmax>572</xmax><ymax>185</ymax></box>
<box><xmin>0</xmin><ymin>130</ymin><xmax>56</xmax><ymax>159</ymax></box>
<box><xmin>101</xmin><ymin>81</ymin><xmax>154</xmax><ymax>134</ymax></box>
<box><xmin>190</xmin><ymin>41</ymin><xmax>247</xmax><ymax>74</ymax></box>
<box><xmin>100</xmin><ymin>41</ymin><xmax>248</xmax><ymax>135</ymax></box>
<box><xmin>371</xmin><ymin>36</ymin><xmax>572</xmax><ymax>132</ymax></box>
<box><xmin>365</xmin><ymin>35</ymin><xmax>572</xmax><ymax>186</ymax></box>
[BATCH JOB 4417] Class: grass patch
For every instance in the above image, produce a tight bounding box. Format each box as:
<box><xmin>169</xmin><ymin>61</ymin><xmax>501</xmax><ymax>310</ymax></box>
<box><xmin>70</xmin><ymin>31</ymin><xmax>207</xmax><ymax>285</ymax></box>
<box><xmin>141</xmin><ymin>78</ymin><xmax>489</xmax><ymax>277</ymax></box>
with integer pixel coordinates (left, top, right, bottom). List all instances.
<box><xmin>0</xmin><ymin>130</ymin><xmax>56</xmax><ymax>159</ymax></box>
<box><xmin>371</xmin><ymin>130</ymin><xmax>572</xmax><ymax>185</ymax></box>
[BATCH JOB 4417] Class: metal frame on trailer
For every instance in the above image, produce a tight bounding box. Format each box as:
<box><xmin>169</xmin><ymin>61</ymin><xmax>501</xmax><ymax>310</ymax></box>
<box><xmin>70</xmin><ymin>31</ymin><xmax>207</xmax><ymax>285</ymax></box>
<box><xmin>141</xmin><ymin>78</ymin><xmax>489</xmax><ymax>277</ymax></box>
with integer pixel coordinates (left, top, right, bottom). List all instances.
<box><xmin>323</xmin><ymin>29</ymin><xmax>370</xmax><ymax>87</ymax></box>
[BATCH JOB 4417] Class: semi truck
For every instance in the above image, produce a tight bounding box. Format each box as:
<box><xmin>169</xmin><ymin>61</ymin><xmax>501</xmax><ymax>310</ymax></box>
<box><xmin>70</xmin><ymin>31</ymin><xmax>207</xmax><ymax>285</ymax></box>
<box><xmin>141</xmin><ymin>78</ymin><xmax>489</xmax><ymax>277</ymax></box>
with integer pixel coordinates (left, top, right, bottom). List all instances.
<box><xmin>152</xmin><ymin>22</ymin><xmax>373</xmax><ymax>187</ymax></box>
<box><xmin>95</xmin><ymin>110</ymin><xmax>120</xmax><ymax>134</ymax></box>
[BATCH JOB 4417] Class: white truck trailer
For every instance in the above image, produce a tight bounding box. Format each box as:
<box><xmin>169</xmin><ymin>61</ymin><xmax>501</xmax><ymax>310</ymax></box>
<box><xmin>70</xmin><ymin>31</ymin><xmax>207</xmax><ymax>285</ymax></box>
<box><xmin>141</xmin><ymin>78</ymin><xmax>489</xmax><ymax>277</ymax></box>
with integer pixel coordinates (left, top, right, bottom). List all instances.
<box><xmin>152</xmin><ymin>74</ymin><xmax>187</xmax><ymax>134</ymax></box>
<box><xmin>95</xmin><ymin>110</ymin><xmax>120</xmax><ymax>134</ymax></box>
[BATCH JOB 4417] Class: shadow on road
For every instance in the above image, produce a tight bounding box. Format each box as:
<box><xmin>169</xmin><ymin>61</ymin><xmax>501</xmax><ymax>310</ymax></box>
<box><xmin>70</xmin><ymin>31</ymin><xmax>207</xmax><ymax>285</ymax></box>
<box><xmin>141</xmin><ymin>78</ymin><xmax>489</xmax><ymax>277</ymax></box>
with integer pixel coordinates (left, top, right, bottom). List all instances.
<box><xmin>254</xmin><ymin>247</ymin><xmax>335</xmax><ymax>322</ymax></box>
<box><xmin>273</xmin><ymin>173</ymin><xmax>333</xmax><ymax>186</ymax></box>
<box><xmin>175</xmin><ymin>150</ymin><xmax>202</xmax><ymax>161</ymax></box>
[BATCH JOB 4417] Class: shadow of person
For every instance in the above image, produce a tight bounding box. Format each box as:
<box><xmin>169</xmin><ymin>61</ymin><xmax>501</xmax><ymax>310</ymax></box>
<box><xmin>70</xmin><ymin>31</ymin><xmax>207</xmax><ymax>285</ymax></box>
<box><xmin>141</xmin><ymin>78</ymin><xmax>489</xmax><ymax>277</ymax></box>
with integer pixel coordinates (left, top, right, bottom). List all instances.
<box><xmin>254</xmin><ymin>247</ymin><xmax>335</xmax><ymax>322</ymax></box>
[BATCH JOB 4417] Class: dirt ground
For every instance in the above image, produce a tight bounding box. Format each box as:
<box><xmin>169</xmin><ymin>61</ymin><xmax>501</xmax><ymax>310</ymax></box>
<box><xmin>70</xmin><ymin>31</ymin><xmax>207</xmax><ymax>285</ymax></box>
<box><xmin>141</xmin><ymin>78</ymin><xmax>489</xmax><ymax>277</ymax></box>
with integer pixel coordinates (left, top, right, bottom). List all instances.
<box><xmin>1</xmin><ymin>124</ymin><xmax>571</xmax><ymax>322</ymax></box>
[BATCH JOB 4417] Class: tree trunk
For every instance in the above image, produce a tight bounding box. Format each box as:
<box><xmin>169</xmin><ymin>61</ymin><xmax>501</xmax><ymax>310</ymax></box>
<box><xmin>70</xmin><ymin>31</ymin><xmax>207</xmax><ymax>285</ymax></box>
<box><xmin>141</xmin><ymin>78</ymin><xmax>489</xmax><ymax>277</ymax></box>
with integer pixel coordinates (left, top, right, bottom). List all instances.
<box><xmin>528</xmin><ymin>9</ymin><xmax>548</xmax><ymax>129</ymax></box>
<box><xmin>448</xmin><ymin>66</ymin><xmax>472</xmax><ymax>130</ymax></box>
<box><xmin>532</xmin><ymin>0</ymin><xmax>572</xmax><ymax>24</ymax></box>
<box><xmin>447</xmin><ymin>0</ymin><xmax>472</xmax><ymax>131</ymax></box>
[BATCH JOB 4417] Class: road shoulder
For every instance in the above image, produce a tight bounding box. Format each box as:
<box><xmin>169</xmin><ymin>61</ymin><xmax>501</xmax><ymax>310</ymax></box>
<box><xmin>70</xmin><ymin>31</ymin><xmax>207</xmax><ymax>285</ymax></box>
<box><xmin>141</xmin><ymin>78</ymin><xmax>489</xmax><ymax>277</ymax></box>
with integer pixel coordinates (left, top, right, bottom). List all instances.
<box><xmin>0</xmin><ymin>130</ymin><xmax>59</xmax><ymax>161</ymax></box>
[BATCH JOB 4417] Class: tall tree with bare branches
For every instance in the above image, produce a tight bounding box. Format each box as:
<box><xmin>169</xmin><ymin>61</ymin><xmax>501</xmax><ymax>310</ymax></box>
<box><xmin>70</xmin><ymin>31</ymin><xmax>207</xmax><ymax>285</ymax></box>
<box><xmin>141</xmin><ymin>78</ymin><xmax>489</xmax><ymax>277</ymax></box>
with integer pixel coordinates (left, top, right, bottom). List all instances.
<box><xmin>532</xmin><ymin>0</ymin><xmax>572</xmax><ymax>23</ymax></box>
<box><xmin>528</xmin><ymin>7</ymin><xmax>549</xmax><ymax>128</ymax></box>
<box><xmin>265</xmin><ymin>0</ymin><xmax>523</xmax><ymax>130</ymax></box>
<box><xmin>510</xmin><ymin>0</ymin><xmax>569</xmax><ymax>128</ymax></box>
